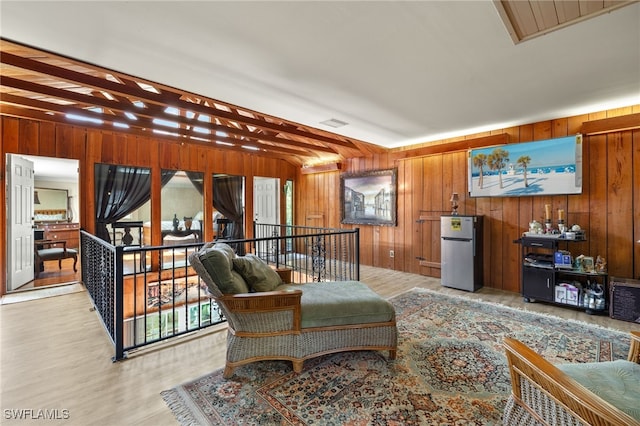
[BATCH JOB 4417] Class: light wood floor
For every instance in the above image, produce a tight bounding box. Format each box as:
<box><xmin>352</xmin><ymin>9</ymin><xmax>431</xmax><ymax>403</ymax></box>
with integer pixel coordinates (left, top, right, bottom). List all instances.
<box><xmin>1</xmin><ymin>266</ymin><xmax>637</xmax><ymax>425</ymax></box>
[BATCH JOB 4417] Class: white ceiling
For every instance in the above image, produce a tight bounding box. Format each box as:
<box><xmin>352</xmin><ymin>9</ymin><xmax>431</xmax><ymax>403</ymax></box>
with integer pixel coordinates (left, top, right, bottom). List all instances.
<box><xmin>1</xmin><ymin>1</ymin><xmax>639</xmax><ymax>148</ymax></box>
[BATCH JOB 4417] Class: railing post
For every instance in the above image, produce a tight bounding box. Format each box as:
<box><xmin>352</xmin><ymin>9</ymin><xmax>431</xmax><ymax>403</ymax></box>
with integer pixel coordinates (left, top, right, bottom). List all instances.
<box><xmin>114</xmin><ymin>245</ymin><xmax>125</xmax><ymax>361</ymax></box>
<box><xmin>355</xmin><ymin>228</ymin><xmax>360</xmax><ymax>281</ymax></box>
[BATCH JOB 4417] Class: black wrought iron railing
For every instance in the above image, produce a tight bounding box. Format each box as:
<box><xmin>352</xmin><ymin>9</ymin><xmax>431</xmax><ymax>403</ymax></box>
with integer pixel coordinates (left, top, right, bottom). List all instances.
<box><xmin>81</xmin><ymin>224</ymin><xmax>360</xmax><ymax>361</ymax></box>
<box><xmin>81</xmin><ymin>231</ymin><xmax>224</xmax><ymax>361</ymax></box>
<box><xmin>252</xmin><ymin>222</ymin><xmax>360</xmax><ymax>282</ymax></box>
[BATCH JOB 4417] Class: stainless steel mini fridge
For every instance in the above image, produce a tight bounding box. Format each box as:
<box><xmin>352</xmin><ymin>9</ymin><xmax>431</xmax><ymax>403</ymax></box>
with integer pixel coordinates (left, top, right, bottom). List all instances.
<box><xmin>440</xmin><ymin>215</ymin><xmax>483</xmax><ymax>292</ymax></box>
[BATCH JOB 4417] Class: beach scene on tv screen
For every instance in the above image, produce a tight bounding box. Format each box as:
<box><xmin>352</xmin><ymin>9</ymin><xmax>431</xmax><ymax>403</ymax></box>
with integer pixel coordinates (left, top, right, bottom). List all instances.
<box><xmin>469</xmin><ymin>135</ymin><xmax>582</xmax><ymax>197</ymax></box>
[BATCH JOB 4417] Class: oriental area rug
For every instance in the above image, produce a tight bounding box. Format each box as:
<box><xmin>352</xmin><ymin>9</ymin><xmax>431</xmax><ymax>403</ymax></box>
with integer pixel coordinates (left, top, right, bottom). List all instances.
<box><xmin>161</xmin><ymin>288</ymin><xmax>630</xmax><ymax>425</ymax></box>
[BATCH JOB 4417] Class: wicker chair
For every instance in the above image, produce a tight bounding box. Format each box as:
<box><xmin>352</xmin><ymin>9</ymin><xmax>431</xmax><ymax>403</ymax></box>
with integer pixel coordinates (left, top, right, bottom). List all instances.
<box><xmin>188</xmin><ymin>242</ymin><xmax>397</xmax><ymax>379</ymax></box>
<box><xmin>503</xmin><ymin>332</ymin><xmax>640</xmax><ymax>426</ymax></box>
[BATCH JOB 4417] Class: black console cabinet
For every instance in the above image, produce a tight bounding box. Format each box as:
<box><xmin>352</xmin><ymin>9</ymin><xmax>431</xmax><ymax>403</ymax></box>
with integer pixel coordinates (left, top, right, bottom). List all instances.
<box><xmin>516</xmin><ymin>235</ymin><xmax>608</xmax><ymax>314</ymax></box>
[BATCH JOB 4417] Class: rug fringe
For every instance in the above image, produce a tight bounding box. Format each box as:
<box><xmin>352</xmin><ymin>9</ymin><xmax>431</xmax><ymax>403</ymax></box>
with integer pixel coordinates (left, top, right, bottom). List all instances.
<box><xmin>161</xmin><ymin>388</ymin><xmax>209</xmax><ymax>425</ymax></box>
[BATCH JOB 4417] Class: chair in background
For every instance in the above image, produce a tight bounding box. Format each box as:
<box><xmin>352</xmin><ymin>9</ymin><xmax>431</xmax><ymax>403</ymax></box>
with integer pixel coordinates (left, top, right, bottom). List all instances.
<box><xmin>112</xmin><ymin>221</ymin><xmax>143</xmax><ymax>246</ymax></box>
<box><xmin>503</xmin><ymin>332</ymin><xmax>640</xmax><ymax>426</ymax></box>
<box><xmin>34</xmin><ymin>240</ymin><xmax>78</xmax><ymax>277</ymax></box>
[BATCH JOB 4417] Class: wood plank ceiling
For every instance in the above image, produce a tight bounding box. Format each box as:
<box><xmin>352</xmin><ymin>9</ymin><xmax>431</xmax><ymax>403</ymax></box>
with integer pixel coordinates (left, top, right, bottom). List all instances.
<box><xmin>493</xmin><ymin>0</ymin><xmax>636</xmax><ymax>43</ymax></box>
<box><xmin>0</xmin><ymin>40</ymin><xmax>385</xmax><ymax>166</ymax></box>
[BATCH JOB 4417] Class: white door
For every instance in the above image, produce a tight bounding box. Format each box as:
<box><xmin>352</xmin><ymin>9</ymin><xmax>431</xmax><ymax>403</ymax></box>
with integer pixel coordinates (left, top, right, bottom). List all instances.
<box><xmin>253</xmin><ymin>177</ymin><xmax>280</xmax><ymax>238</ymax></box>
<box><xmin>7</xmin><ymin>154</ymin><xmax>35</xmax><ymax>291</ymax></box>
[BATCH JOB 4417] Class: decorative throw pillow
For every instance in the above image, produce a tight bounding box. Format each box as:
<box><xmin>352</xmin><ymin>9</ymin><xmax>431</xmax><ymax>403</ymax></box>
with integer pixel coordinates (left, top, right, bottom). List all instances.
<box><xmin>213</xmin><ymin>242</ymin><xmax>236</xmax><ymax>259</ymax></box>
<box><xmin>232</xmin><ymin>254</ymin><xmax>283</xmax><ymax>292</ymax></box>
<box><xmin>199</xmin><ymin>247</ymin><xmax>249</xmax><ymax>294</ymax></box>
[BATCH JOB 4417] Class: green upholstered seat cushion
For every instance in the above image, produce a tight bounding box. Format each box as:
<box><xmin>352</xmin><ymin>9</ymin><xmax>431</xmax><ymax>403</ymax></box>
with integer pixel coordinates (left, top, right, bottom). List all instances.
<box><xmin>198</xmin><ymin>245</ymin><xmax>249</xmax><ymax>294</ymax></box>
<box><xmin>277</xmin><ymin>281</ymin><xmax>395</xmax><ymax>328</ymax></box>
<box><xmin>558</xmin><ymin>360</ymin><xmax>640</xmax><ymax>420</ymax></box>
<box><xmin>232</xmin><ymin>254</ymin><xmax>283</xmax><ymax>292</ymax></box>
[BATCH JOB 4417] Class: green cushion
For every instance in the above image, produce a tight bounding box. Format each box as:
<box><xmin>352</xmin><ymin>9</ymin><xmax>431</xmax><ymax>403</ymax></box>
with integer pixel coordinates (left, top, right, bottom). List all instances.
<box><xmin>198</xmin><ymin>246</ymin><xmax>249</xmax><ymax>294</ymax></box>
<box><xmin>277</xmin><ymin>281</ymin><xmax>395</xmax><ymax>328</ymax></box>
<box><xmin>558</xmin><ymin>360</ymin><xmax>640</xmax><ymax>420</ymax></box>
<box><xmin>232</xmin><ymin>254</ymin><xmax>283</xmax><ymax>292</ymax></box>
<box><xmin>213</xmin><ymin>242</ymin><xmax>236</xmax><ymax>259</ymax></box>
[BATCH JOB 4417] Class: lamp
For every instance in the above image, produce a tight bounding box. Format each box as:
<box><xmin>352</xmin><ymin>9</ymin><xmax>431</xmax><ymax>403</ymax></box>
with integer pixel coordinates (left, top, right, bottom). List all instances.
<box><xmin>450</xmin><ymin>192</ymin><xmax>459</xmax><ymax>215</ymax></box>
<box><xmin>34</xmin><ymin>191</ymin><xmax>41</xmax><ymax>204</ymax></box>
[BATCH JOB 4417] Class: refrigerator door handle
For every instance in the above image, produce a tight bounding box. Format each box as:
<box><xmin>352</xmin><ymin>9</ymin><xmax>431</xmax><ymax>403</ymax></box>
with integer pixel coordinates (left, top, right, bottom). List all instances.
<box><xmin>473</xmin><ymin>228</ymin><xmax>476</xmax><ymax>256</ymax></box>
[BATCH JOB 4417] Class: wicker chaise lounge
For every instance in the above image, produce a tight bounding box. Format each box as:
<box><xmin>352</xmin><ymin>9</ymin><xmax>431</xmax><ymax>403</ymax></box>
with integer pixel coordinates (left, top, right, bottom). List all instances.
<box><xmin>503</xmin><ymin>332</ymin><xmax>640</xmax><ymax>426</ymax></box>
<box><xmin>189</xmin><ymin>242</ymin><xmax>397</xmax><ymax>379</ymax></box>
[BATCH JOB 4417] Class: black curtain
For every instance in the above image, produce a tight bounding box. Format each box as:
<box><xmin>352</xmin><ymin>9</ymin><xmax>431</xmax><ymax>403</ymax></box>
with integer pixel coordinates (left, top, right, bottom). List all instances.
<box><xmin>94</xmin><ymin>165</ymin><xmax>176</xmax><ymax>243</ymax></box>
<box><xmin>213</xmin><ymin>175</ymin><xmax>245</xmax><ymax>251</ymax></box>
<box><xmin>185</xmin><ymin>171</ymin><xmax>204</xmax><ymax>195</ymax></box>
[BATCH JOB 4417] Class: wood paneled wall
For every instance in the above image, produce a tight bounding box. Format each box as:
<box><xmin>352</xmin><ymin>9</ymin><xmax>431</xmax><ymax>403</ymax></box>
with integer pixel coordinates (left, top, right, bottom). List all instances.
<box><xmin>1</xmin><ymin>118</ymin><xmax>296</xmax><ymax>295</ymax></box>
<box><xmin>2</xmin><ymin>107</ymin><xmax>639</xmax><ymax>296</ymax></box>
<box><xmin>296</xmin><ymin>106</ymin><xmax>640</xmax><ymax>293</ymax></box>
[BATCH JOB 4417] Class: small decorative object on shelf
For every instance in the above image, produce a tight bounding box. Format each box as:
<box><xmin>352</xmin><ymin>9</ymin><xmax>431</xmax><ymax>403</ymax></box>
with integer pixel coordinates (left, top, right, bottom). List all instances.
<box><xmin>541</xmin><ymin>204</ymin><xmax>555</xmax><ymax>234</ymax></box>
<box><xmin>544</xmin><ymin>220</ymin><xmax>553</xmax><ymax>234</ymax></box>
<box><xmin>450</xmin><ymin>193</ymin><xmax>459</xmax><ymax>215</ymax></box>
<box><xmin>583</xmin><ymin>256</ymin><xmax>595</xmax><ymax>273</ymax></box>
<box><xmin>596</xmin><ymin>255</ymin><xmax>606</xmax><ymax>273</ymax></box>
<box><xmin>557</xmin><ymin>209</ymin><xmax>566</xmax><ymax>234</ymax></box>
<box><xmin>528</xmin><ymin>220</ymin><xmax>543</xmax><ymax>234</ymax></box>
<box><xmin>172</xmin><ymin>213</ymin><xmax>179</xmax><ymax>232</ymax></box>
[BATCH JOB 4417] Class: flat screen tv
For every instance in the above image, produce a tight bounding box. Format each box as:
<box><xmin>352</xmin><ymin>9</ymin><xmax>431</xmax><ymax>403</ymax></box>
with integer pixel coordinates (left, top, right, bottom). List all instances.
<box><xmin>468</xmin><ymin>134</ymin><xmax>583</xmax><ymax>197</ymax></box>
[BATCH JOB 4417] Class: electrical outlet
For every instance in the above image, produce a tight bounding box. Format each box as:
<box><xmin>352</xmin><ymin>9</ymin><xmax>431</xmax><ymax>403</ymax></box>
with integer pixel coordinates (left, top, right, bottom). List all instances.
<box><xmin>389</xmin><ymin>250</ymin><xmax>394</xmax><ymax>258</ymax></box>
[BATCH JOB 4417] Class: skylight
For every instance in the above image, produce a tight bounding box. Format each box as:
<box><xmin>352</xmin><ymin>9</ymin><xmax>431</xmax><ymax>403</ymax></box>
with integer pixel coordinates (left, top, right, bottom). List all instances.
<box><xmin>66</xmin><ymin>114</ymin><xmax>103</xmax><ymax>124</ymax></box>
<box><xmin>152</xmin><ymin>118</ymin><xmax>180</xmax><ymax>128</ymax></box>
<box><xmin>136</xmin><ymin>82</ymin><xmax>160</xmax><ymax>94</ymax></box>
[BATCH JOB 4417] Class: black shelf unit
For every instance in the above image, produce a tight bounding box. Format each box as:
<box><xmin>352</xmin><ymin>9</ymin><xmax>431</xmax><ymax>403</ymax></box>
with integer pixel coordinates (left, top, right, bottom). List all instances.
<box><xmin>516</xmin><ymin>235</ymin><xmax>608</xmax><ymax>314</ymax></box>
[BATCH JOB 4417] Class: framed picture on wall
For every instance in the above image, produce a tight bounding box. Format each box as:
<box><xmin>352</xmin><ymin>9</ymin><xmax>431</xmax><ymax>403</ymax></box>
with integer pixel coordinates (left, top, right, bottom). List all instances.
<box><xmin>340</xmin><ymin>168</ymin><xmax>397</xmax><ymax>226</ymax></box>
<box><xmin>468</xmin><ymin>134</ymin><xmax>583</xmax><ymax>197</ymax></box>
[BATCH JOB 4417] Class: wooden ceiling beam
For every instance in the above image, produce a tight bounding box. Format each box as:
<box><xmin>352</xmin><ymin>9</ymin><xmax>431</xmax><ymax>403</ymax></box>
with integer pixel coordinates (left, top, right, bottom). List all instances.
<box><xmin>1</xmin><ymin>79</ymin><xmax>338</xmax><ymax>155</ymax></box>
<box><xmin>0</xmin><ymin>97</ymin><xmax>322</xmax><ymax>159</ymax></box>
<box><xmin>1</xmin><ymin>50</ymin><xmax>360</xmax><ymax>149</ymax></box>
<box><xmin>0</xmin><ymin>103</ymin><xmax>309</xmax><ymax>164</ymax></box>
